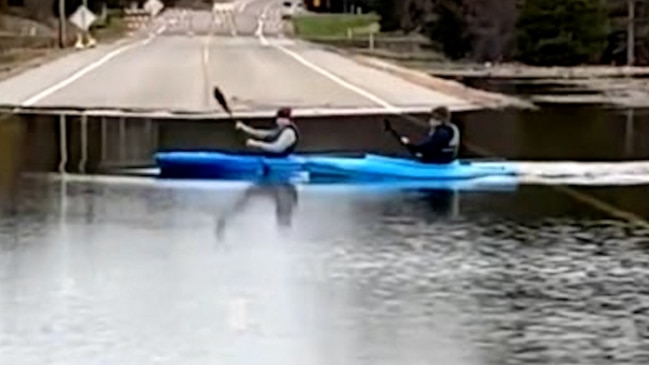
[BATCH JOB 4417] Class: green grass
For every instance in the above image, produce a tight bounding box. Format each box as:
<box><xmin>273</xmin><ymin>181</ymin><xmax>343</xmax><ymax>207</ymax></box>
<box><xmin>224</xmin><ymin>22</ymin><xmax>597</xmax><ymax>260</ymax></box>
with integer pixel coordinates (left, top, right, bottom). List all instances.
<box><xmin>292</xmin><ymin>13</ymin><xmax>380</xmax><ymax>39</ymax></box>
<box><xmin>91</xmin><ymin>13</ymin><xmax>128</xmax><ymax>42</ymax></box>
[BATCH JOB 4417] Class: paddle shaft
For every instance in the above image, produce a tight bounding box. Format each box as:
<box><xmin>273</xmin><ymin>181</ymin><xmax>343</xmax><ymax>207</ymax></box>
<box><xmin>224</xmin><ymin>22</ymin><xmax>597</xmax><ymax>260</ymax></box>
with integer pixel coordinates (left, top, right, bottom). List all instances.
<box><xmin>383</xmin><ymin>119</ymin><xmax>408</xmax><ymax>146</ymax></box>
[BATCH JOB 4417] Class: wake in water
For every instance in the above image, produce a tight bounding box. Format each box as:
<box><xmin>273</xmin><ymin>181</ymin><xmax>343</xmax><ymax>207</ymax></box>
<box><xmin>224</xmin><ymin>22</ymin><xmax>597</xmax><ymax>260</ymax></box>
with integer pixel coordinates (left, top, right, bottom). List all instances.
<box><xmin>34</xmin><ymin>160</ymin><xmax>649</xmax><ymax>187</ymax></box>
<box><xmin>513</xmin><ymin>160</ymin><xmax>649</xmax><ymax>185</ymax></box>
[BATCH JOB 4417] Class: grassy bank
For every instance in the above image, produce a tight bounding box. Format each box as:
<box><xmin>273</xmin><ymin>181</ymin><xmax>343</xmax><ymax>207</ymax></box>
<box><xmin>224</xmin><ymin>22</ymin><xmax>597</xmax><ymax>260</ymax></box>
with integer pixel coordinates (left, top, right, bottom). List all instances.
<box><xmin>91</xmin><ymin>9</ymin><xmax>129</xmax><ymax>42</ymax></box>
<box><xmin>291</xmin><ymin>13</ymin><xmax>379</xmax><ymax>39</ymax></box>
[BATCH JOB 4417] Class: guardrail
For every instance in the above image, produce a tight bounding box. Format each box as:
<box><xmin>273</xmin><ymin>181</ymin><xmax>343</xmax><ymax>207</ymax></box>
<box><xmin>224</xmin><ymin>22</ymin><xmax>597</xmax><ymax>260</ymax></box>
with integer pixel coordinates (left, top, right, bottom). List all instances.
<box><xmin>304</xmin><ymin>35</ymin><xmax>431</xmax><ymax>53</ymax></box>
<box><xmin>0</xmin><ymin>35</ymin><xmax>56</xmax><ymax>52</ymax></box>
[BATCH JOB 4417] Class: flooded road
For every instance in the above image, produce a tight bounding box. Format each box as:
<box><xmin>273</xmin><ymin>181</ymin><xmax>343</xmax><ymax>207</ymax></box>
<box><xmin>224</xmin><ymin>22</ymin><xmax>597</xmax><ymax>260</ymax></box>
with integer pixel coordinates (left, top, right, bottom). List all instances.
<box><xmin>2</xmin><ymin>101</ymin><xmax>649</xmax><ymax>364</ymax></box>
<box><xmin>0</xmin><ymin>175</ymin><xmax>648</xmax><ymax>364</ymax></box>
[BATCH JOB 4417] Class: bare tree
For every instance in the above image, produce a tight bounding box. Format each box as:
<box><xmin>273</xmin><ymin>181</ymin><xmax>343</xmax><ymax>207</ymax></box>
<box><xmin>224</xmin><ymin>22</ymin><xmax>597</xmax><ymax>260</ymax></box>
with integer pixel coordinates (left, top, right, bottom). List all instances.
<box><xmin>383</xmin><ymin>0</ymin><xmax>517</xmax><ymax>61</ymax></box>
<box><xmin>400</xmin><ymin>0</ymin><xmax>435</xmax><ymax>34</ymax></box>
<box><xmin>464</xmin><ymin>0</ymin><xmax>517</xmax><ymax>62</ymax></box>
<box><xmin>23</xmin><ymin>0</ymin><xmax>56</xmax><ymax>21</ymax></box>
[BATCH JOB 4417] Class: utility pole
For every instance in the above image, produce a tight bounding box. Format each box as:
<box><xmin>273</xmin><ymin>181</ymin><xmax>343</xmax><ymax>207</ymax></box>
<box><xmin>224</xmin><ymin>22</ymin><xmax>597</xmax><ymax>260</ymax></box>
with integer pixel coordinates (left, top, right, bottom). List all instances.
<box><xmin>628</xmin><ymin>0</ymin><xmax>635</xmax><ymax>66</ymax></box>
<box><xmin>58</xmin><ymin>0</ymin><xmax>66</xmax><ymax>48</ymax></box>
<box><xmin>82</xmin><ymin>0</ymin><xmax>87</xmax><ymax>42</ymax></box>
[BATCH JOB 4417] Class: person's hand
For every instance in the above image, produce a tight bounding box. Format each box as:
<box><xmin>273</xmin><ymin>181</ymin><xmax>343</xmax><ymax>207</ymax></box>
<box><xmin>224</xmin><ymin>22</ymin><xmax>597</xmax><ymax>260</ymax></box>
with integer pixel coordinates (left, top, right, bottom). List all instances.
<box><xmin>400</xmin><ymin>136</ymin><xmax>410</xmax><ymax>144</ymax></box>
<box><xmin>235</xmin><ymin>121</ymin><xmax>245</xmax><ymax>130</ymax></box>
<box><xmin>245</xmin><ymin>139</ymin><xmax>258</xmax><ymax>147</ymax></box>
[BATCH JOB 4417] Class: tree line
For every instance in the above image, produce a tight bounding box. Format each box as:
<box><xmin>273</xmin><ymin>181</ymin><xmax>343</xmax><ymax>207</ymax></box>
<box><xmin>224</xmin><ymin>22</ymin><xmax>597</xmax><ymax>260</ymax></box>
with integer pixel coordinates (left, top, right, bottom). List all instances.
<box><xmin>0</xmin><ymin>0</ymin><xmax>183</xmax><ymax>19</ymax></box>
<box><xmin>355</xmin><ymin>0</ymin><xmax>649</xmax><ymax>66</ymax></box>
<box><xmin>4</xmin><ymin>0</ymin><xmax>648</xmax><ymax>66</ymax></box>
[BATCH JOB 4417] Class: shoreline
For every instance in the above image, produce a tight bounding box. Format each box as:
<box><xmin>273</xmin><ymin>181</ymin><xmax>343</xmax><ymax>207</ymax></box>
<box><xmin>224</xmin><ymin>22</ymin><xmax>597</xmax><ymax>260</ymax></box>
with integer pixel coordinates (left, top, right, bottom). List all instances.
<box><xmin>343</xmin><ymin>48</ymin><xmax>649</xmax><ymax>108</ymax></box>
<box><xmin>321</xmin><ymin>46</ymin><xmax>536</xmax><ymax>112</ymax></box>
<box><xmin>348</xmin><ymin>48</ymin><xmax>649</xmax><ymax>80</ymax></box>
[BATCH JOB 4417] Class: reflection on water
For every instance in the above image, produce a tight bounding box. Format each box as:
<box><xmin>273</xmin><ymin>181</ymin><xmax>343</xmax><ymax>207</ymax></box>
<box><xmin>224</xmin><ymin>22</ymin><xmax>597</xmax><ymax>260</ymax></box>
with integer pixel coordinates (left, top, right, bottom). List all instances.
<box><xmin>0</xmin><ymin>177</ymin><xmax>648</xmax><ymax>364</ymax></box>
<box><xmin>213</xmin><ymin>182</ymin><xmax>466</xmax><ymax>242</ymax></box>
<box><xmin>460</xmin><ymin>106</ymin><xmax>649</xmax><ymax>161</ymax></box>
<box><xmin>216</xmin><ymin>181</ymin><xmax>299</xmax><ymax>241</ymax></box>
<box><xmin>0</xmin><ymin>114</ymin><xmax>25</xmax><ymax>188</ymax></box>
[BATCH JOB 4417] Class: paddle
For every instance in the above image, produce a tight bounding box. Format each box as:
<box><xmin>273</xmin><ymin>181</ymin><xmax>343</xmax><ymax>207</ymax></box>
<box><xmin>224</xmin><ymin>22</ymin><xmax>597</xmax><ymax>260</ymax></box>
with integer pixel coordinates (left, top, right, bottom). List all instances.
<box><xmin>384</xmin><ymin>118</ymin><xmax>425</xmax><ymax>160</ymax></box>
<box><xmin>213</xmin><ymin>86</ymin><xmax>232</xmax><ymax>116</ymax></box>
<box><xmin>383</xmin><ymin>119</ymin><xmax>407</xmax><ymax>145</ymax></box>
<box><xmin>213</xmin><ymin>86</ymin><xmax>272</xmax><ymax>176</ymax></box>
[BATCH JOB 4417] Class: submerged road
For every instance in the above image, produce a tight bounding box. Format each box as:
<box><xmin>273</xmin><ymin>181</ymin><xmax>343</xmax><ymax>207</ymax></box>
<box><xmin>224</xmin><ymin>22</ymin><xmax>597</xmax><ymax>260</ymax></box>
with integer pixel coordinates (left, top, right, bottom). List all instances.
<box><xmin>1</xmin><ymin>175</ymin><xmax>649</xmax><ymax>365</ymax></box>
<box><xmin>0</xmin><ymin>0</ymin><xmax>475</xmax><ymax>117</ymax></box>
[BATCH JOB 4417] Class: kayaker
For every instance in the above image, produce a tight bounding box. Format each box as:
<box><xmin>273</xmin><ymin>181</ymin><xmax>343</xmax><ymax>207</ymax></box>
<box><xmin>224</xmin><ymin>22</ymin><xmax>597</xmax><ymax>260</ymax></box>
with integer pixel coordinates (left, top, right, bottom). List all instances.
<box><xmin>235</xmin><ymin>107</ymin><xmax>300</xmax><ymax>157</ymax></box>
<box><xmin>384</xmin><ymin>106</ymin><xmax>460</xmax><ymax>164</ymax></box>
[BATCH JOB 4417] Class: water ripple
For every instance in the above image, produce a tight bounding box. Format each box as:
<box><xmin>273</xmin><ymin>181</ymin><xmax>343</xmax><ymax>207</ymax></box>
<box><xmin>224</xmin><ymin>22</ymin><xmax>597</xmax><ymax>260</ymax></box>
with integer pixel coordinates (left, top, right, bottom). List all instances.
<box><xmin>1</xmin><ymin>177</ymin><xmax>649</xmax><ymax>364</ymax></box>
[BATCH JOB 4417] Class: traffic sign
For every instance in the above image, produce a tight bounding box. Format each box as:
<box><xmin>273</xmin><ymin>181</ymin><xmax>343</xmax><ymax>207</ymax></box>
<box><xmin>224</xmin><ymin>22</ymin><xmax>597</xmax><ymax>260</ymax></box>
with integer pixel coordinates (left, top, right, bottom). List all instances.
<box><xmin>144</xmin><ymin>0</ymin><xmax>164</xmax><ymax>17</ymax></box>
<box><xmin>69</xmin><ymin>5</ymin><xmax>97</xmax><ymax>32</ymax></box>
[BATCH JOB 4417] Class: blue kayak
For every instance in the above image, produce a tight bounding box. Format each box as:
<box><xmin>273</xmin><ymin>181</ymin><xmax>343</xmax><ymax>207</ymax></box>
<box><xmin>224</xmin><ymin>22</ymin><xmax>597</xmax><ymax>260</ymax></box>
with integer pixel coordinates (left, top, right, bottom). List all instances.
<box><xmin>155</xmin><ymin>151</ymin><xmax>517</xmax><ymax>180</ymax></box>
<box><xmin>156</xmin><ymin>151</ymin><xmax>306</xmax><ymax>179</ymax></box>
<box><xmin>304</xmin><ymin>154</ymin><xmax>517</xmax><ymax>180</ymax></box>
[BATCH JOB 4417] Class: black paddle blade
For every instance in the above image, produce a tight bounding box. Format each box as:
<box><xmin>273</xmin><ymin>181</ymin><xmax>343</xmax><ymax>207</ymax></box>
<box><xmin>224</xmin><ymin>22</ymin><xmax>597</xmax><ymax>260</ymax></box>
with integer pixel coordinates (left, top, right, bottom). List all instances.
<box><xmin>212</xmin><ymin>86</ymin><xmax>231</xmax><ymax>114</ymax></box>
<box><xmin>383</xmin><ymin>119</ymin><xmax>392</xmax><ymax>132</ymax></box>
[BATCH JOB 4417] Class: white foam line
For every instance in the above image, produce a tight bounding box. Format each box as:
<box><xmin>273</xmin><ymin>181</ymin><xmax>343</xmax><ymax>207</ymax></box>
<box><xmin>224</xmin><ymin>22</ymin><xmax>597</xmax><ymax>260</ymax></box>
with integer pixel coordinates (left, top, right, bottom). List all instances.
<box><xmin>27</xmin><ymin>170</ymin><xmax>649</xmax><ymax>189</ymax></box>
<box><xmin>256</xmin><ymin>6</ymin><xmax>399</xmax><ymax>112</ymax></box>
<box><xmin>237</xmin><ymin>0</ymin><xmax>253</xmax><ymax>12</ymax></box>
<box><xmin>21</xmin><ymin>38</ymin><xmax>152</xmax><ymax>107</ymax></box>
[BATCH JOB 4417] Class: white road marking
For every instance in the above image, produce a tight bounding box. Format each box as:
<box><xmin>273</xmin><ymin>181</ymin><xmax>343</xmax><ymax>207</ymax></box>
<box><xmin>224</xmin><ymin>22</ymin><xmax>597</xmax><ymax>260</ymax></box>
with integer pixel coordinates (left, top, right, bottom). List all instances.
<box><xmin>155</xmin><ymin>24</ymin><xmax>167</xmax><ymax>35</ymax></box>
<box><xmin>203</xmin><ymin>39</ymin><xmax>210</xmax><ymax>66</ymax></box>
<box><xmin>202</xmin><ymin>35</ymin><xmax>212</xmax><ymax>107</ymax></box>
<box><xmin>255</xmin><ymin>5</ymin><xmax>399</xmax><ymax>112</ymax></box>
<box><xmin>142</xmin><ymin>27</ymin><xmax>162</xmax><ymax>45</ymax></box>
<box><xmin>237</xmin><ymin>0</ymin><xmax>268</xmax><ymax>13</ymax></box>
<box><xmin>236</xmin><ymin>0</ymin><xmax>253</xmax><ymax>12</ymax></box>
<box><xmin>255</xmin><ymin>19</ymin><xmax>268</xmax><ymax>45</ymax></box>
<box><xmin>272</xmin><ymin>44</ymin><xmax>400</xmax><ymax>111</ymax></box>
<box><xmin>21</xmin><ymin>38</ymin><xmax>154</xmax><ymax>107</ymax></box>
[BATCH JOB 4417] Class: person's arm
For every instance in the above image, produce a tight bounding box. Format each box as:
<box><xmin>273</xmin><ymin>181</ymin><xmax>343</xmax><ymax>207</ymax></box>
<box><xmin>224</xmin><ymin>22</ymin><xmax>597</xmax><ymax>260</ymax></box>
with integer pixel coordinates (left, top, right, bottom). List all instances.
<box><xmin>247</xmin><ymin>129</ymin><xmax>297</xmax><ymax>154</ymax></box>
<box><xmin>403</xmin><ymin>140</ymin><xmax>424</xmax><ymax>159</ymax></box>
<box><xmin>236</xmin><ymin>121</ymin><xmax>276</xmax><ymax>139</ymax></box>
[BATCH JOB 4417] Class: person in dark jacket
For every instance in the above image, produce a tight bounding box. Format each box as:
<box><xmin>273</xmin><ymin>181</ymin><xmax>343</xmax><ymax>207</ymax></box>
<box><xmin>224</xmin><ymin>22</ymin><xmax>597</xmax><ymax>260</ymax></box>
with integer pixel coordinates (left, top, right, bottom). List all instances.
<box><xmin>385</xmin><ymin>106</ymin><xmax>460</xmax><ymax>164</ymax></box>
<box><xmin>235</xmin><ymin>107</ymin><xmax>300</xmax><ymax>157</ymax></box>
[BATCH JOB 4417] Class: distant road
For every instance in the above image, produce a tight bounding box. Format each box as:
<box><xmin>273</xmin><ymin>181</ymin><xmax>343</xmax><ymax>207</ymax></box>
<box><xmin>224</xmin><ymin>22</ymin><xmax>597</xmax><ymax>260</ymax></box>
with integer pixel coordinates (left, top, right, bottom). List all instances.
<box><xmin>0</xmin><ymin>0</ymin><xmax>476</xmax><ymax>117</ymax></box>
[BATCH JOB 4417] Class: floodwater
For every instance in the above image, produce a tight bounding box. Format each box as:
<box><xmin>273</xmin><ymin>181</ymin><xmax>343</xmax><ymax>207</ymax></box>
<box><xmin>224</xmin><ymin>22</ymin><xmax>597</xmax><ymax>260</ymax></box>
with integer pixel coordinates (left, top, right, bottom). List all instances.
<box><xmin>2</xmin><ymin>101</ymin><xmax>649</xmax><ymax>364</ymax></box>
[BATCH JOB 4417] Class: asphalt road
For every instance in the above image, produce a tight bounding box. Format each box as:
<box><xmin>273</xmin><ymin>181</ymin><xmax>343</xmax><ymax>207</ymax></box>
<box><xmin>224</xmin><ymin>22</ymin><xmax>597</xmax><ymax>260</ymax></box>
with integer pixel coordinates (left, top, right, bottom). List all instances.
<box><xmin>0</xmin><ymin>0</ymin><xmax>474</xmax><ymax>117</ymax></box>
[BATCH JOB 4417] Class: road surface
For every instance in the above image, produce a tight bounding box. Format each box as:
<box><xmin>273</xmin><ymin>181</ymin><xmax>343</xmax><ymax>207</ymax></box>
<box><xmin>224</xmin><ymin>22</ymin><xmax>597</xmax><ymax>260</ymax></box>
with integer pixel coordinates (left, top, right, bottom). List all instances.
<box><xmin>0</xmin><ymin>0</ymin><xmax>478</xmax><ymax>117</ymax></box>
